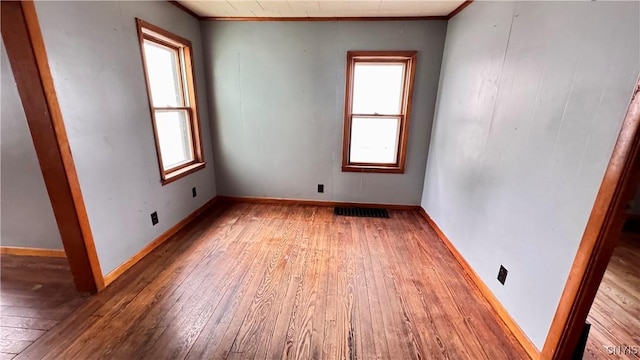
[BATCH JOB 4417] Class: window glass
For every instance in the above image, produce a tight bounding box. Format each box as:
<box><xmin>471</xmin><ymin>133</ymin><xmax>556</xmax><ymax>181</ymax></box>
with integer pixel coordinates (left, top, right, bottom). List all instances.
<box><xmin>352</xmin><ymin>63</ymin><xmax>405</xmax><ymax>115</ymax></box>
<box><xmin>342</xmin><ymin>51</ymin><xmax>416</xmax><ymax>173</ymax></box>
<box><xmin>155</xmin><ymin>110</ymin><xmax>193</xmax><ymax>169</ymax></box>
<box><xmin>350</xmin><ymin>116</ymin><xmax>400</xmax><ymax>164</ymax></box>
<box><xmin>143</xmin><ymin>40</ymin><xmax>182</xmax><ymax>107</ymax></box>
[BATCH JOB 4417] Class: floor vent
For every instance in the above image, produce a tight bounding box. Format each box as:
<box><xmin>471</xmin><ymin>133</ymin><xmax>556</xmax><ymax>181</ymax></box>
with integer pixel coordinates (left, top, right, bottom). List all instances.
<box><xmin>334</xmin><ymin>207</ymin><xmax>389</xmax><ymax>218</ymax></box>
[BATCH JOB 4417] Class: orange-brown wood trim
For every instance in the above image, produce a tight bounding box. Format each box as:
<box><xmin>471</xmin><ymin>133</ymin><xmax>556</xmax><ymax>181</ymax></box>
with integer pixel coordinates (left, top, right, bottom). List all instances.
<box><xmin>136</xmin><ymin>20</ymin><xmax>168</xmax><ymax>178</ymax></box>
<box><xmin>103</xmin><ymin>196</ymin><xmax>221</xmax><ymax>286</ymax></box>
<box><xmin>541</xmin><ymin>79</ymin><xmax>640</xmax><ymax>359</ymax></box>
<box><xmin>136</xmin><ymin>18</ymin><xmax>205</xmax><ymax>185</ymax></box>
<box><xmin>341</xmin><ymin>51</ymin><xmax>417</xmax><ymax>174</ymax></box>
<box><xmin>167</xmin><ymin>0</ymin><xmax>202</xmax><ymax>20</ymax></box>
<box><xmin>341</xmin><ymin>165</ymin><xmax>404</xmax><ymax>174</ymax></box>
<box><xmin>138</xmin><ymin>18</ymin><xmax>192</xmax><ymax>46</ymax></box>
<box><xmin>201</xmin><ymin>16</ymin><xmax>448</xmax><ymax>21</ymax></box>
<box><xmin>161</xmin><ymin>162</ymin><xmax>206</xmax><ymax>185</ymax></box>
<box><xmin>399</xmin><ymin>52</ymin><xmax>417</xmax><ymax>173</ymax></box>
<box><xmin>183</xmin><ymin>27</ymin><xmax>205</xmax><ymax>168</ymax></box>
<box><xmin>418</xmin><ymin>208</ymin><xmax>539</xmax><ymax>359</ymax></box>
<box><xmin>219</xmin><ymin>196</ymin><xmax>420</xmax><ymax>211</ymax></box>
<box><xmin>167</xmin><ymin>0</ymin><xmax>463</xmax><ymax>22</ymax></box>
<box><xmin>0</xmin><ymin>247</ymin><xmax>67</xmax><ymax>258</ymax></box>
<box><xmin>1</xmin><ymin>0</ymin><xmax>104</xmax><ymax>293</ymax></box>
<box><xmin>446</xmin><ymin>0</ymin><xmax>473</xmax><ymax>20</ymax></box>
<box><xmin>341</xmin><ymin>52</ymin><xmax>356</xmax><ymax>171</ymax></box>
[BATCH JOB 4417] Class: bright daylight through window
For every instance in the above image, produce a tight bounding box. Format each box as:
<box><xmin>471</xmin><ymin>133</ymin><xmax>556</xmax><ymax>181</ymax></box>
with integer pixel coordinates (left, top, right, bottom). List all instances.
<box><xmin>137</xmin><ymin>19</ymin><xmax>204</xmax><ymax>184</ymax></box>
<box><xmin>342</xmin><ymin>51</ymin><xmax>416</xmax><ymax>173</ymax></box>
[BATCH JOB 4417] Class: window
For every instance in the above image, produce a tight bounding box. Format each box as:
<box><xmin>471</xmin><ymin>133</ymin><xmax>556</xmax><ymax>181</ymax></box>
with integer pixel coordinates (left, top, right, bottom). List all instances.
<box><xmin>342</xmin><ymin>51</ymin><xmax>417</xmax><ymax>173</ymax></box>
<box><xmin>136</xmin><ymin>19</ymin><xmax>204</xmax><ymax>184</ymax></box>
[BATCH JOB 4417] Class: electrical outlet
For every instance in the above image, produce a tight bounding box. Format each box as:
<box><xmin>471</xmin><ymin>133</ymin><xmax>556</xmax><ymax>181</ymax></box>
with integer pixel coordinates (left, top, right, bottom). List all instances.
<box><xmin>151</xmin><ymin>211</ymin><xmax>158</xmax><ymax>226</ymax></box>
<box><xmin>192</xmin><ymin>187</ymin><xmax>197</xmax><ymax>198</ymax></box>
<box><xmin>317</xmin><ymin>184</ymin><xmax>324</xmax><ymax>193</ymax></box>
<box><xmin>497</xmin><ymin>265</ymin><xmax>508</xmax><ymax>285</ymax></box>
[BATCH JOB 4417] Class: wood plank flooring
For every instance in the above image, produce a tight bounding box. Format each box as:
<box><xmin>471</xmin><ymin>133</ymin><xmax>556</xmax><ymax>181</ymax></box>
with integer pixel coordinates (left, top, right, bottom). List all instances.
<box><xmin>585</xmin><ymin>233</ymin><xmax>640</xmax><ymax>360</ymax></box>
<box><xmin>0</xmin><ymin>255</ymin><xmax>88</xmax><ymax>359</ymax></box>
<box><xmin>4</xmin><ymin>203</ymin><xmax>528</xmax><ymax>359</ymax></box>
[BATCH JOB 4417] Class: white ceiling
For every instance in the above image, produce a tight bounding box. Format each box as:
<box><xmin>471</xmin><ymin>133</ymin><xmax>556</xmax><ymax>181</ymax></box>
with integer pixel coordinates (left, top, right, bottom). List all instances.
<box><xmin>177</xmin><ymin>0</ymin><xmax>466</xmax><ymax>18</ymax></box>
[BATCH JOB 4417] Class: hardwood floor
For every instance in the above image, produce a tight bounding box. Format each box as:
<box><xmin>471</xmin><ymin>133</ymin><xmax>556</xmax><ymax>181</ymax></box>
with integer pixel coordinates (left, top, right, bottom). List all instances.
<box><xmin>0</xmin><ymin>255</ymin><xmax>88</xmax><ymax>359</ymax></box>
<box><xmin>7</xmin><ymin>203</ymin><xmax>528</xmax><ymax>359</ymax></box>
<box><xmin>585</xmin><ymin>233</ymin><xmax>640</xmax><ymax>360</ymax></box>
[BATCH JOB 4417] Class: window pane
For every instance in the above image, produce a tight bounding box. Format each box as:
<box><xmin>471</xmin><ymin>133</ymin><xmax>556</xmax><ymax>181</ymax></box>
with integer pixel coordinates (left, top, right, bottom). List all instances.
<box><xmin>154</xmin><ymin>110</ymin><xmax>193</xmax><ymax>170</ymax></box>
<box><xmin>352</xmin><ymin>63</ymin><xmax>405</xmax><ymax>115</ymax></box>
<box><xmin>144</xmin><ymin>40</ymin><xmax>182</xmax><ymax>107</ymax></box>
<box><xmin>350</xmin><ymin>116</ymin><xmax>400</xmax><ymax>164</ymax></box>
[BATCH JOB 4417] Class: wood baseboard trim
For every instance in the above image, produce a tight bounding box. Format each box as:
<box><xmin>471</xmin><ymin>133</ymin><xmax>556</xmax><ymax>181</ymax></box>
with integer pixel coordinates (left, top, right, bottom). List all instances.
<box><xmin>103</xmin><ymin>196</ymin><xmax>220</xmax><ymax>286</ymax></box>
<box><xmin>219</xmin><ymin>195</ymin><xmax>420</xmax><ymax>211</ymax></box>
<box><xmin>3</xmin><ymin>1</ymin><xmax>104</xmax><ymax>293</ymax></box>
<box><xmin>0</xmin><ymin>246</ymin><xmax>66</xmax><ymax>258</ymax></box>
<box><xmin>418</xmin><ymin>208</ymin><xmax>540</xmax><ymax>359</ymax></box>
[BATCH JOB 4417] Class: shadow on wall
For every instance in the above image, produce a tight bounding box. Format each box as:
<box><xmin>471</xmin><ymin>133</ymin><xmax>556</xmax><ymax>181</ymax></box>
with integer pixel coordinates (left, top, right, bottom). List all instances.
<box><xmin>200</xmin><ymin>20</ymin><xmax>447</xmax><ymax>204</ymax></box>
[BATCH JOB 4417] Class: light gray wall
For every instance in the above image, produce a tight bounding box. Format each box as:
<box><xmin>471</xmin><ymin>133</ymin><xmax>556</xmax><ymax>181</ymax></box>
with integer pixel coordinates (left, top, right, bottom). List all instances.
<box><xmin>1</xmin><ymin>40</ymin><xmax>63</xmax><ymax>250</ymax></box>
<box><xmin>421</xmin><ymin>1</ymin><xmax>639</xmax><ymax>349</ymax></box>
<box><xmin>33</xmin><ymin>1</ymin><xmax>217</xmax><ymax>275</ymax></box>
<box><xmin>202</xmin><ymin>21</ymin><xmax>446</xmax><ymax>205</ymax></box>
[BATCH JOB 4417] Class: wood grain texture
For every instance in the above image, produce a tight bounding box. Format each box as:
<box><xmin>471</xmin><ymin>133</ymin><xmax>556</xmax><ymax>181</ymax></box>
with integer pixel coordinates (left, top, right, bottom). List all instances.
<box><xmin>219</xmin><ymin>195</ymin><xmax>420</xmax><ymax>211</ymax></box>
<box><xmin>13</xmin><ymin>204</ymin><xmax>528</xmax><ymax>359</ymax></box>
<box><xmin>0</xmin><ymin>255</ymin><xmax>88</xmax><ymax>358</ymax></box>
<box><xmin>542</xmin><ymin>80</ymin><xmax>640</xmax><ymax>360</ymax></box>
<box><xmin>419</xmin><ymin>208</ymin><xmax>540</xmax><ymax>359</ymax></box>
<box><xmin>583</xmin><ymin>233</ymin><xmax>640</xmax><ymax>360</ymax></box>
<box><xmin>103</xmin><ymin>196</ymin><xmax>220</xmax><ymax>286</ymax></box>
<box><xmin>0</xmin><ymin>248</ymin><xmax>65</xmax><ymax>258</ymax></box>
<box><xmin>0</xmin><ymin>1</ymin><xmax>103</xmax><ymax>292</ymax></box>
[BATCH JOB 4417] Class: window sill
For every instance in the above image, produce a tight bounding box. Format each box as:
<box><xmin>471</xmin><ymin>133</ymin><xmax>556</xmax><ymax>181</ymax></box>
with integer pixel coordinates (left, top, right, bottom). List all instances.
<box><xmin>161</xmin><ymin>162</ymin><xmax>206</xmax><ymax>185</ymax></box>
<box><xmin>342</xmin><ymin>165</ymin><xmax>404</xmax><ymax>174</ymax></box>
